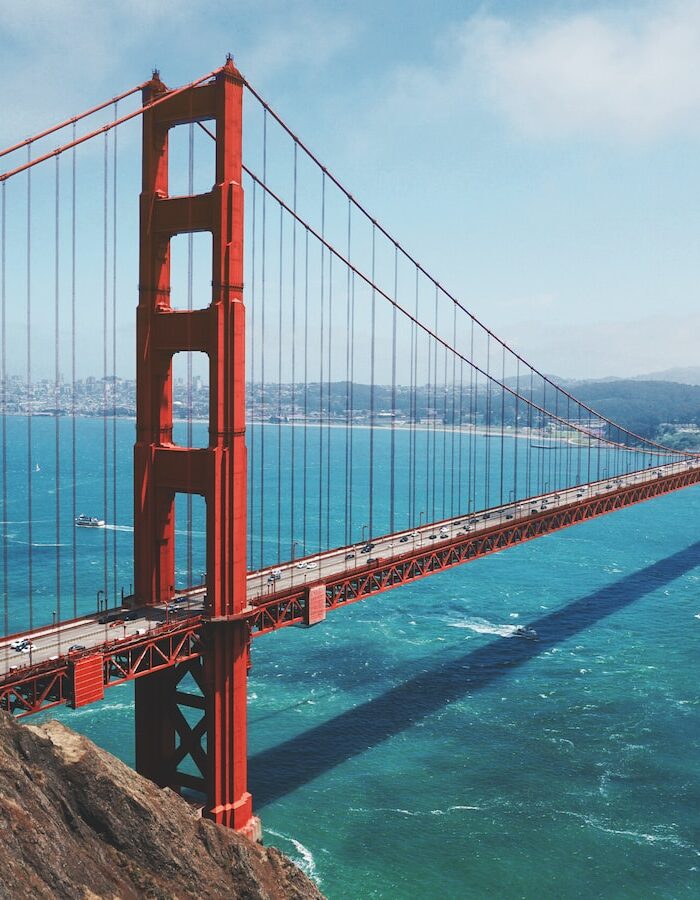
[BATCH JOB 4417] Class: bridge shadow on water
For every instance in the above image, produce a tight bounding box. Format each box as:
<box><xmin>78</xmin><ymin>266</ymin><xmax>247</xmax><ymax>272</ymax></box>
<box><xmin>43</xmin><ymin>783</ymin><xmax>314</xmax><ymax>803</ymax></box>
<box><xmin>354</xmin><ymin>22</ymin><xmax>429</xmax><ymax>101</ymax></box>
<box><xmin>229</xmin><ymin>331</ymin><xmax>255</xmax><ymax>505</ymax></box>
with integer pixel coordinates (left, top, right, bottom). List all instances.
<box><xmin>250</xmin><ymin>541</ymin><xmax>700</xmax><ymax>807</ymax></box>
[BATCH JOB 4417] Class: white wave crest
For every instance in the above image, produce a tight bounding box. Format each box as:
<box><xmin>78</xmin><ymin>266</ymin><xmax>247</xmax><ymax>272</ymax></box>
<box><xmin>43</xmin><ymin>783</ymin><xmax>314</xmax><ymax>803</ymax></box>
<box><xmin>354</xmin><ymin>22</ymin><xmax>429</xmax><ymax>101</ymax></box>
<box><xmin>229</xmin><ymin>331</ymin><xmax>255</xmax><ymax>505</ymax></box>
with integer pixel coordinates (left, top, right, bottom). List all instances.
<box><xmin>447</xmin><ymin>616</ymin><xmax>521</xmax><ymax>638</ymax></box>
<box><xmin>265</xmin><ymin>829</ymin><xmax>320</xmax><ymax>884</ymax></box>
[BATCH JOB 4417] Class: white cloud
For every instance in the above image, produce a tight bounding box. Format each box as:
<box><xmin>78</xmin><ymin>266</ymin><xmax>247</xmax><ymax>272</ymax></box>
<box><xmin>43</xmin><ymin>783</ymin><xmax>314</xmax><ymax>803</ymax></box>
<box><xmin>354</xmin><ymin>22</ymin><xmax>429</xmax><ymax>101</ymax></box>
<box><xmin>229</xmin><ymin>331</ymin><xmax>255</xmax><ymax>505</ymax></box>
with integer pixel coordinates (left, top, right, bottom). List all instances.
<box><xmin>242</xmin><ymin>7</ymin><xmax>357</xmax><ymax>83</ymax></box>
<box><xmin>367</xmin><ymin>1</ymin><xmax>700</xmax><ymax>144</ymax></box>
<box><xmin>460</xmin><ymin>1</ymin><xmax>700</xmax><ymax>140</ymax></box>
<box><xmin>0</xmin><ymin>0</ymin><xmax>355</xmax><ymax>146</ymax></box>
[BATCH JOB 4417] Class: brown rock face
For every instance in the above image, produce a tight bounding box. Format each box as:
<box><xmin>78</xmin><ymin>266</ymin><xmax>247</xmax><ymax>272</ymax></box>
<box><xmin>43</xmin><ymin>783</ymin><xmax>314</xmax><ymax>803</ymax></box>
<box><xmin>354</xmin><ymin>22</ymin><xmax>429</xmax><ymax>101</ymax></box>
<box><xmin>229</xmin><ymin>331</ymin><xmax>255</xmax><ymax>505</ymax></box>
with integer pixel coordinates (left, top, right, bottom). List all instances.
<box><xmin>0</xmin><ymin>712</ymin><xmax>324</xmax><ymax>900</ymax></box>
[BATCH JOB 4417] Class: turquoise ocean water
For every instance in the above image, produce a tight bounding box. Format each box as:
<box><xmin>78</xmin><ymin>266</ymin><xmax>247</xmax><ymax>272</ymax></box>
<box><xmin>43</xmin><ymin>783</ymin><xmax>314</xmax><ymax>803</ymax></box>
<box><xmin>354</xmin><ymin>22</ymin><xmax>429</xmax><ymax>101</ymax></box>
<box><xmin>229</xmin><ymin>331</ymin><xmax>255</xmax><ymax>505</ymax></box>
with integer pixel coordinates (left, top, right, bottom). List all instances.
<box><xmin>4</xmin><ymin>418</ymin><xmax>698</xmax><ymax>898</ymax></box>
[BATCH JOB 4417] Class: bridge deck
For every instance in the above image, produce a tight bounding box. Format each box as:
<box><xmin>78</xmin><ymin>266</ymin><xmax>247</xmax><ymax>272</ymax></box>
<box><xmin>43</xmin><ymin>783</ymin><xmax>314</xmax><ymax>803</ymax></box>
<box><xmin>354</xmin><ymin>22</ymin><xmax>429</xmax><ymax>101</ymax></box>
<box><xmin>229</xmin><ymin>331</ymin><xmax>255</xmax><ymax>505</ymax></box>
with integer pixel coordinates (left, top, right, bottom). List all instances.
<box><xmin>2</xmin><ymin>458</ymin><xmax>699</xmax><ymax>715</ymax></box>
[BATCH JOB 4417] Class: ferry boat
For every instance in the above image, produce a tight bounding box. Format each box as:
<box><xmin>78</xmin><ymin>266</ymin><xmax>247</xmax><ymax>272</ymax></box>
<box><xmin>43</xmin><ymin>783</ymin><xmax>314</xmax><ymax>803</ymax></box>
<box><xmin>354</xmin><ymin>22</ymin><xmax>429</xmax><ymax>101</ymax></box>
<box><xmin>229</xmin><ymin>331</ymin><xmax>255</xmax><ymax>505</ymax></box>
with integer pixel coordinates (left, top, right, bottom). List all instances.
<box><xmin>75</xmin><ymin>514</ymin><xmax>105</xmax><ymax>528</ymax></box>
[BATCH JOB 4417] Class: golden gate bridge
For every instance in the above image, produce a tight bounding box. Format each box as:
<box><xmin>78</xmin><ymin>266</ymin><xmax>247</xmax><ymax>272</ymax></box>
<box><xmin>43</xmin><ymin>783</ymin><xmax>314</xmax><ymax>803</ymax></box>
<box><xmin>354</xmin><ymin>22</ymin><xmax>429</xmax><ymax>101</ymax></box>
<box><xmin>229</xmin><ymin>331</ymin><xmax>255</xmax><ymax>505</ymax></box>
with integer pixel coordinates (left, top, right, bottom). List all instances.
<box><xmin>0</xmin><ymin>57</ymin><xmax>698</xmax><ymax>840</ymax></box>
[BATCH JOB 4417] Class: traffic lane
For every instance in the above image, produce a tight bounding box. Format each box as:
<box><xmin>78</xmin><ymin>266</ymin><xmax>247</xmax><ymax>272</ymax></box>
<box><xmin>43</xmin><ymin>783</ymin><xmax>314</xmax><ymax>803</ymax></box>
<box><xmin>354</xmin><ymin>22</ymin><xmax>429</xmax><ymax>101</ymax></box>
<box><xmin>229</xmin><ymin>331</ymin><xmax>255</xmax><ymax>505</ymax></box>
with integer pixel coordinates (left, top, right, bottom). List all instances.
<box><xmin>252</xmin><ymin>460</ymin><xmax>700</xmax><ymax>590</ymax></box>
<box><xmin>0</xmin><ymin>602</ymin><xmax>206</xmax><ymax>675</ymax></box>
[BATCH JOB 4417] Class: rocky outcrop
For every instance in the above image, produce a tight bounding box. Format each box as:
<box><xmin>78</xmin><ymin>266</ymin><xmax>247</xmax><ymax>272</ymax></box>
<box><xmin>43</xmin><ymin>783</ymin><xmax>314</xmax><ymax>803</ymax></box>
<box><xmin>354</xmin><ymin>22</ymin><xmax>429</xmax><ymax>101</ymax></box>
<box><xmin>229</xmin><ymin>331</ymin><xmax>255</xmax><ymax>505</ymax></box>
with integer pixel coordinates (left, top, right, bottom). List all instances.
<box><xmin>0</xmin><ymin>712</ymin><xmax>324</xmax><ymax>899</ymax></box>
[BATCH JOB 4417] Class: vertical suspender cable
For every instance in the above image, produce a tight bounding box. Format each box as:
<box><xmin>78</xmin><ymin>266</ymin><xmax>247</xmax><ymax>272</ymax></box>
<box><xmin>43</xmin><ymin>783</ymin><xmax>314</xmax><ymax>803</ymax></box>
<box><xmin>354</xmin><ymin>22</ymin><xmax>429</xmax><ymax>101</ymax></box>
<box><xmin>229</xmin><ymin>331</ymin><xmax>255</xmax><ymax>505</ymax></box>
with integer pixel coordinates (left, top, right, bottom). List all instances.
<box><xmin>484</xmin><ymin>335</ymin><xmax>491</xmax><ymax>509</ymax></box>
<box><xmin>431</xmin><ymin>286</ymin><xmax>438</xmax><ymax>522</ymax></box>
<box><xmin>526</xmin><ymin>370</ymin><xmax>533</xmax><ymax>497</ymax></box>
<box><xmin>450</xmin><ymin>303</ymin><xmax>456</xmax><ymax>517</ymax></box>
<box><xmin>468</xmin><ymin>321</ymin><xmax>475</xmax><ymax>513</ymax></box>
<box><xmin>326</xmin><ymin>255</ymin><xmax>332</xmax><ymax>548</ymax></box>
<box><xmin>424</xmin><ymin>305</ymin><xmax>431</xmax><ymax>521</ymax></box>
<box><xmin>348</xmin><ymin>268</ymin><xmax>355</xmax><ymax>542</ymax></box>
<box><xmin>71</xmin><ymin>127</ymin><xmax>77</xmax><ymax>616</ymax></box>
<box><xmin>259</xmin><ymin>111</ymin><xmax>267</xmax><ymax>569</ymax></box>
<box><xmin>277</xmin><ymin>205</ymin><xmax>283</xmax><ymax>562</ymax></box>
<box><xmin>540</xmin><ymin>381</ymin><xmax>546</xmax><ymax>493</ymax></box>
<box><xmin>249</xmin><ymin>180</ymin><xmax>256</xmax><ymax>564</ymax></box>
<box><xmin>186</xmin><ymin>123</ymin><xmax>194</xmax><ymax>586</ymax></box>
<box><xmin>499</xmin><ymin>345</ymin><xmax>505</xmax><ymax>506</ymax></box>
<box><xmin>26</xmin><ymin>148</ymin><xmax>33</xmax><ymax>631</ymax></box>
<box><xmin>344</xmin><ymin>199</ymin><xmax>351</xmax><ymax>545</ymax></box>
<box><xmin>318</xmin><ymin>175</ymin><xmax>325</xmax><ymax>553</ymax></box>
<box><xmin>566</xmin><ymin>395</ymin><xmax>571</xmax><ymax>487</ymax></box>
<box><xmin>368</xmin><ymin>224</ymin><xmax>376</xmax><ymax>538</ymax></box>
<box><xmin>458</xmin><ymin>354</ymin><xmax>464</xmax><ymax>512</ymax></box>
<box><xmin>408</xmin><ymin>268</ymin><xmax>418</xmax><ymax>525</ymax></box>
<box><xmin>302</xmin><ymin>229</ymin><xmax>309</xmax><ymax>558</ymax></box>
<box><xmin>553</xmin><ymin>390</ymin><xmax>559</xmax><ymax>492</ymax></box>
<box><xmin>441</xmin><ymin>319</ymin><xmax>448</xmax><ymax>518</ymax></box>
<box><xmin>112</xmin><ymin>104</ymin><xmax>118</xmax><ymax>600</ymax></box>
<box><xmin>514</xmin><ymin>358</ymin><xmax>520</xmax><ymax>503</ymax></box>
<box><xmin>390</xmin><ymin>244</ymin><xmax>397</xmax><ymax>533</ymax></box>
<box><xmin>54</xmin><ymin>156</ymin><xmax>61</xmax><ymax>643</ymax></box>
<box><xmin>102</xmin><ymin>132</ymin><xmax>109</xmax><ymax>604</ymax></box>
<box><xmin>290</xmin><ymin>145</ymin><xmax>297</xmax><ymax>559</ymax></box>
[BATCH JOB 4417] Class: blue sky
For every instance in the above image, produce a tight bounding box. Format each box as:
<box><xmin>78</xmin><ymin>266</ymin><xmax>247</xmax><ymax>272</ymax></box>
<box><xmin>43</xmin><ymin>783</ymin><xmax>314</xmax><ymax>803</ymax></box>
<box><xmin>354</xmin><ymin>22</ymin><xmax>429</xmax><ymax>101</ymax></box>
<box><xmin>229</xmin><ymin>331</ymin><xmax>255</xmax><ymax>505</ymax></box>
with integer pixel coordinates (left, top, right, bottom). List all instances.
<box><xmin>1</xmin><ymin>0</ymin><xmax>699</xmax><ymax>379</ymax></box>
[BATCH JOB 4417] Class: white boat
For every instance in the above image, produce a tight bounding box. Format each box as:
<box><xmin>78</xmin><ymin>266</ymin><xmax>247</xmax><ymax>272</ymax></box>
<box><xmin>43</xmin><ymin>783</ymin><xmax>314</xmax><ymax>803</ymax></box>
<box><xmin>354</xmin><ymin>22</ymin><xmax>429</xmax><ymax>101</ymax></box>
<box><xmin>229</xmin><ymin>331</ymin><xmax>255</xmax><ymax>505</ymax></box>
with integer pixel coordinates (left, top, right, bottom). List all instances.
<box><xmin>75</xmin><ymin>514</ymin><xmax>105</xmax><ymax>528</ymax></box>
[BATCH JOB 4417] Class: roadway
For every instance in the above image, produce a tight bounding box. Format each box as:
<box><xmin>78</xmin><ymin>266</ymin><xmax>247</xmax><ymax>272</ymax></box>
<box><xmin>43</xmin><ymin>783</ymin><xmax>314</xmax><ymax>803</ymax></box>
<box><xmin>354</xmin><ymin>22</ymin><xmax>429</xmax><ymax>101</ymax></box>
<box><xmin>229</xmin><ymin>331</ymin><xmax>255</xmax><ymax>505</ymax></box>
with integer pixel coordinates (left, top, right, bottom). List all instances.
<box><xmin>2</xmin><ymin>457</ymin><xmax>699</xmax><ymax>678</ymax></box>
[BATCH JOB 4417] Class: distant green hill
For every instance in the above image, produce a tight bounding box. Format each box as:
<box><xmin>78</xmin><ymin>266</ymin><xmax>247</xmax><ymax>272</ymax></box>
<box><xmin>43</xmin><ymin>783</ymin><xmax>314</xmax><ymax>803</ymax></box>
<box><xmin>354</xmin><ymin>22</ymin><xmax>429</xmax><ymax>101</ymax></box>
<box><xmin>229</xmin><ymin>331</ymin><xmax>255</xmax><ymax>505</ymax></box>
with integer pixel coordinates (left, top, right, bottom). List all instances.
<box><xmin>570</xmin><ymin>380</ymin><xmax>700</xmax><ymax>441</ymax></box>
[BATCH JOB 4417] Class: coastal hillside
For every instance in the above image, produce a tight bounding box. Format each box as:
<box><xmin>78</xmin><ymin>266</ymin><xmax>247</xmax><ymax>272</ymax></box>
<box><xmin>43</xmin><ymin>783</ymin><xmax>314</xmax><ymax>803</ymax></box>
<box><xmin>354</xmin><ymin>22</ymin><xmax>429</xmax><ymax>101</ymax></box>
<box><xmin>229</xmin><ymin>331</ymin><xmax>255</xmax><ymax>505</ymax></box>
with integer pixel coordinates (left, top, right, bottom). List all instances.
<box><xmin>564</xmin><ymin>379</ymin><xmax>700</xmax><ymax>443</ymax></box>
<box><xmin>0</xmin><ymin>713</ymin><xmax>323</xmax><ymax>900</ymax></box>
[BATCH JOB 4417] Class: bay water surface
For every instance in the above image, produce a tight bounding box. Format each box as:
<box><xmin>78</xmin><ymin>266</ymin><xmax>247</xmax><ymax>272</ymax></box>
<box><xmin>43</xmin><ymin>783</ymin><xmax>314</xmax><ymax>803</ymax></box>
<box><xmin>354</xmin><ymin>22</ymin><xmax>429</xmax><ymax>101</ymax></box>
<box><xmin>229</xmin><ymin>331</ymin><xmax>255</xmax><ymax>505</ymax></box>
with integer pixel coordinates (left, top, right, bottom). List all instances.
<box><xmin>5</xmin><ymin>418</ymin><xmax>698</xmax><ymax>898</ymax></box>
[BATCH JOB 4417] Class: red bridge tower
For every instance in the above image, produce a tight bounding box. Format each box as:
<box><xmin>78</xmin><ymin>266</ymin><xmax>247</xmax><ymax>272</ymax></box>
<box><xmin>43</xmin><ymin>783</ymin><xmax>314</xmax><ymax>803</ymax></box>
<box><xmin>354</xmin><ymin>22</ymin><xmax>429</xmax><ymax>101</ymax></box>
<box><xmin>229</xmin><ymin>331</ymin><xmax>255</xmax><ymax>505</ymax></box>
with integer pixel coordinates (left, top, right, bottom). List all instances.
<box><xmin>132</xmin><ymin>58</ymin><xmax>259</xmax><ymax>839</ymax></box>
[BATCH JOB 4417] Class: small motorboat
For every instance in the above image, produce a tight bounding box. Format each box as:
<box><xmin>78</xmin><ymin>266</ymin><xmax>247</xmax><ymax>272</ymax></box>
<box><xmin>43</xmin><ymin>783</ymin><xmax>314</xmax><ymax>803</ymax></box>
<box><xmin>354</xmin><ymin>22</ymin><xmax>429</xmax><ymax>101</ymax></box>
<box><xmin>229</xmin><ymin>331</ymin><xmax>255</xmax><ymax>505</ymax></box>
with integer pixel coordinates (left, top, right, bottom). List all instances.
<box><xmin>513</xmin><ymin>625</ymin><xmax>538</xmax><ymax>640</ymax></box>
<box><xmin>75</xmin><ymin>514</ymin><xmax>105</xmax><ymax>528</ymax></box>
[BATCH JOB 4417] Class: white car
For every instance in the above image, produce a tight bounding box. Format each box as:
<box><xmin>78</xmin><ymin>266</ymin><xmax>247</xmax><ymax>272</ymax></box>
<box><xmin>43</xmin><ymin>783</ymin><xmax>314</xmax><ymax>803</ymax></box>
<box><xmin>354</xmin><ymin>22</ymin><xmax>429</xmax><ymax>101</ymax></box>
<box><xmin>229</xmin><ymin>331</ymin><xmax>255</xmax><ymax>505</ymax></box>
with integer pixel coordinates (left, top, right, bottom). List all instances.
<box><xmin>306</xmin><ymin>561</ymin><xmax>318</xmax><ymax>570</ymax></box>
<box><xmin>271</xmin><ymin>568</ymin><xmax>282</xmax><ymax>577</ymax></box>
<box><xmin>10</xmin><ymin>638</ymin><xmax>25</xmax><ymax>650</ymax></box>
<box><xmin>20</xmin><ymin>643</ymin><xmax>36</xmax><ymax>653</ymax></box>
<box><xmin>295</xmin><ymin>561</ymin><xmax>307</xmax><ymax>569</ymax></box>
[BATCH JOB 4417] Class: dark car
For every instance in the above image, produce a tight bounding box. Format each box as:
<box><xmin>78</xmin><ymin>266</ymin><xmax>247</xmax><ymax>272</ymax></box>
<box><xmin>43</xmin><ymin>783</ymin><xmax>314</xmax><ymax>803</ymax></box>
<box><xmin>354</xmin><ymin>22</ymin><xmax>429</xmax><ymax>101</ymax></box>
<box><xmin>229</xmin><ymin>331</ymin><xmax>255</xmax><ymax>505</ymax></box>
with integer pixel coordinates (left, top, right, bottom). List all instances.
<box><xmin>399</xmin><ymin>536</ymin><xmax>409</xmax><ymax>543</ymax></box>
<box><xmin>367</xmin><ymin>557</ymin><xmax>381</xmax><ymax>564</ymax></box>
<box><xmin>428</xmin><ymin>534</ymin><xmax>437</xmax><ymax>540</ymax></box>
<box><xmin>68</xmin><ymin>644</ymin><xmax>86</xmax><ymax>653</ymax></box>
<box><xmin>345</xmin><ymin>553</ymin><xmax>355</xmax><ymax>560</ymax></box>
<box><xmin>360</xmin><ymin>543</ymin><xmax>374</xmax><ymax>553</ymax></box>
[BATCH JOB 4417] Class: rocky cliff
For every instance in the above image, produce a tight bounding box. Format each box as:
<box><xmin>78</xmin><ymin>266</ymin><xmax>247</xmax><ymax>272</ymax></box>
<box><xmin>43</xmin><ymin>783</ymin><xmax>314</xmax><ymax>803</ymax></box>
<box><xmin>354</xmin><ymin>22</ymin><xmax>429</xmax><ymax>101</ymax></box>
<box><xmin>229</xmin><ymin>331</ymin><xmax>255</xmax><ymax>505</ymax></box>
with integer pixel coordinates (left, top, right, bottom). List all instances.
<box><xmin>0</xmin><ymin>712</ymin><xmax>324</xmax><ymax>900</ymax></box>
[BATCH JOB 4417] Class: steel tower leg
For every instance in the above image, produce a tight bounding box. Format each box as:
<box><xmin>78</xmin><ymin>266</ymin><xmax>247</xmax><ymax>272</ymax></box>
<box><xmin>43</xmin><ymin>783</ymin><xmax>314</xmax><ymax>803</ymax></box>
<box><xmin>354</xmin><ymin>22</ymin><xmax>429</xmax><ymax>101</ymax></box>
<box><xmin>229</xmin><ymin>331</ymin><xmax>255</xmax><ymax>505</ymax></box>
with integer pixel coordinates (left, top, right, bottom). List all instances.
<box><xmin>133</xmin><ymin>58</ymin><xmax>258</xmax><ymax>839</ymax></box>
